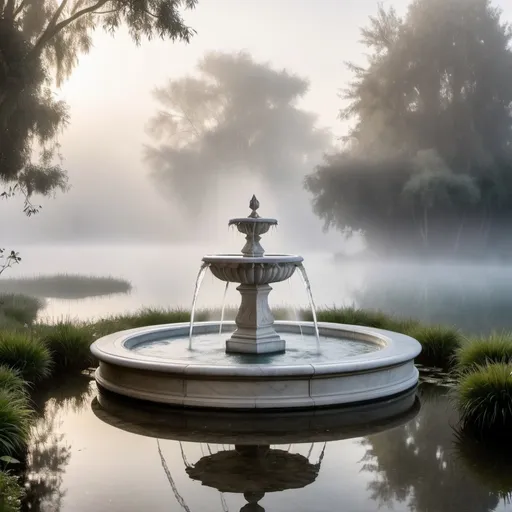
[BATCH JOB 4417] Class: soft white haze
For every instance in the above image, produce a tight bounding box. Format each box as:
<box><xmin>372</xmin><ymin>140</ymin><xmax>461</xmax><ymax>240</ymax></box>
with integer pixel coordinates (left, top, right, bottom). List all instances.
<box><xmin>1</xmin><ymin>0</ymin><xmax>511</xmax><ymax>250</ymax></box>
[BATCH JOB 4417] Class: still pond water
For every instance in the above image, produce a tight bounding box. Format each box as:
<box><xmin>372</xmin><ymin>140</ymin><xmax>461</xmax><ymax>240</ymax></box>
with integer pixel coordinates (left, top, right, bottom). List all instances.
<box><xmin>21</xmin><ymin>375</ymin><xmax>511</xmax><ymax>512</ymax></box>
<box><xmin>9</xmin><ymin>243</ymin><xmax>512</xmax><ymax>334</ymax></box>
<box><xmin>9</xmin><ymin>244</ymin><xmax>512</xmax><ymax>511</ymax></box>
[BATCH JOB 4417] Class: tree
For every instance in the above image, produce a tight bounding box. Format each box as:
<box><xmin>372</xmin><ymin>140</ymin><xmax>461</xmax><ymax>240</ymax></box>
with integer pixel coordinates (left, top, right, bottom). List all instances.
<box><xmin>0</xmin><ymin>1</ymin><xmax>197</xmax><ymax>270</ymax></box>
<box><xmin>145</xmin><ymin>51</ymin><xmax>330</xmax><ymax>227</ymax></box>
<box><xmin>305</xmin><ymin>0</ymin><xmax>512</xmax><ymax>258</ymax></box>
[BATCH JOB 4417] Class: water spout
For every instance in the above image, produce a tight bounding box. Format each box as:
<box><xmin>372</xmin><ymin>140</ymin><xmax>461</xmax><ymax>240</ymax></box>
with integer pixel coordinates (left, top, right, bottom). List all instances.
<box><xmin>189</xmin><ymin>262</ymin><xmax>210</xmax><ymax>348</ymax></box>
<box><xmin>297</xmin><ymin>264</ymin><xmax>320</xmax><ymax>352</ymax></box>
<box><xmin>288</xmin><ymin>279</ymin><xmax>304</xmax><ymax>341</ymax></box>
<box><xmin>219</xmin><ymin>281</ymin><xmax>230</xmax><ymax>335</ymax></box>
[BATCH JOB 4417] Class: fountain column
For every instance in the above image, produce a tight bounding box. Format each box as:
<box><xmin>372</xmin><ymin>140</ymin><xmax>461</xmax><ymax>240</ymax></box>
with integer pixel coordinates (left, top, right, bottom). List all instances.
<box><xmin>226</xmin><ymin>284</ymin><xmax>285</xmax><ymax>354</ymax></box>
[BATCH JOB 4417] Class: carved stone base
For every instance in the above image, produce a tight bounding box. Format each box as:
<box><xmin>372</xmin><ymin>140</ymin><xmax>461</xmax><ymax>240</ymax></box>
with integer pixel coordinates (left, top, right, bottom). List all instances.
<box><xmin>226</xmin><ymin>284</ymin><xmax>286</xmax><ymax>354</ymax></box>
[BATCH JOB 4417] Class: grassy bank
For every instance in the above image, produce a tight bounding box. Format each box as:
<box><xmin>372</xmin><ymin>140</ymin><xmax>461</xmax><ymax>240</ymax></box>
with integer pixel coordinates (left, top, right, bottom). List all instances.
<box><xmin>0</xmin><ymin>274</ymin><xmax>132</xmax><ymax>300</ymax></box>
<box><xmin>0</xmin><ymin>303</ymin><xmax>510</xmax><ymax>477</ymax></box>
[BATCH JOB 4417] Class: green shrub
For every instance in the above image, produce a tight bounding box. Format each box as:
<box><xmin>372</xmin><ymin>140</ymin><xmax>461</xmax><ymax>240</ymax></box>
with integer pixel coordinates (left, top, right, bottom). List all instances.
<box><xmin>457</xmin><ymin>332</ymin><xmax>512</xmax><ymax>371</ymax></box>
<box><xmin>0</xmin><ymin>389</ymin><xmax>32</xmax><ymax>456</ymax></box>
<box><xmin>407</xmin><ymin>324</ymin><xmax>462</xmax><ymax>369</ymax></box>
<box><xmin>0</xmin><ymin>471</ymin><xmax>24</xmax><ymax>512</ymax></box>
<box><xmin>0</xmin><ymin>293</ymin><xmax>44</xmax><ymax>326</ymax></box>
<box><xmin>38</xmin><ymin>322</ymin><xmax>94</xmax><ymax>371</ymax></box>
<box><xmin>0</xmin><ymin>332</ymin><xmax>51</xmax><ymax>382</ymax></box>
<box><xmin>0</xmin><ymin>367</ymin><xmax>26</xmax><ymax>396</ymax></box>
<box><xmin>456</xmin><ymin>363</ymin><xmax>512</xmax><ymax>437</ymax></box>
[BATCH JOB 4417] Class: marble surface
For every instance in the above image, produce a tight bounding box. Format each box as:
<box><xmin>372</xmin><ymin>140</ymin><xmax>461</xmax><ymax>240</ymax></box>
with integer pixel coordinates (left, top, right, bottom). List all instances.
<box><xmin>91</xmin><ymin>321</ymin><xmax>422</xmax><ymax>409</ymax></box>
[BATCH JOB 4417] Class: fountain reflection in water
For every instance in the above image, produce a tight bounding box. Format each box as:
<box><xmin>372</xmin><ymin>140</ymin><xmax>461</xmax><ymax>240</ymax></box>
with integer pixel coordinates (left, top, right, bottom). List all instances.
<box><xmin>188</xmin><ymin>262</ymin><xmax>209</xmax><ymax>348</ymax></box>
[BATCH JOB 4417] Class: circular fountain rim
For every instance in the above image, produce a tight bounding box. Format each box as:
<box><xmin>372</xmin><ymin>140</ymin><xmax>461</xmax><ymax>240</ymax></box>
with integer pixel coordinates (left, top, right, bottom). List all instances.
<box><xmin>90</xmin><ymin>321</ymin><xmax>421</xmax><ymax>377</ymax></box>
<box><xmin>202</xmin><ymin>254</ymin><xmax>304</xmax><ymax>264</ymax></box>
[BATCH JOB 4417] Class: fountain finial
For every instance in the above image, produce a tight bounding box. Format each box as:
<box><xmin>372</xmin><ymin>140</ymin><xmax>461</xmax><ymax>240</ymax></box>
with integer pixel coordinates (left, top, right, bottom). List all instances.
<box><xmin>249</xmin><ymin>195</ymin><xmax>260</xmax><ymax>218</ymax></box>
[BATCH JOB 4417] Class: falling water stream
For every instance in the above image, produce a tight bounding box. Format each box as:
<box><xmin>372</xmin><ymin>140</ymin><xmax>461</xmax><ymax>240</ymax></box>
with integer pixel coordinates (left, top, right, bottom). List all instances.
<box><xmin>288</xmin><ymin>278</ymin><xmax>304</xmax><ymax>341</ymax></box>
<box><xmin>218</xmin><ymin>281</ymin><xmax>230</xmax><ymax>335</ymax></box>
<box><xmin>188</xmin><ymin>262</ymin><xmax>210</xmax><ymax>348</ymax></box>
<box><xmin>297</xmin><ymin>263</ymin><xmax>321</xmax><ymax>352</ymax></box>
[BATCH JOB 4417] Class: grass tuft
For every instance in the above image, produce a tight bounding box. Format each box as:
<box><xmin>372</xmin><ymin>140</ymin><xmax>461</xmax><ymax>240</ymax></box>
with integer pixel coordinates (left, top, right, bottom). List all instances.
<box><xmin>0</xmin><ymin>293</ymin><xmax>44</xmax><ymax>327</ymax></box>
<box><xmin>38</xmin><ymin>322</ymin><xmax>94</xmax><ymax>371</ymax></box>
<box><xmin>0</xmin><ymin>273</ymin><xmax>132</xmax><ymax>299</ymax></box>
<box><xmin>311</xmin><ymin>306</ymin><xmax>394</xmax><ymax>329</ymax></box>
<box><xmin>0</xmin><ymin>389</ymin><xmax>32</xmax><ymax>456</ymax></box>
<box><xmin>457</xmin><ymin>332</ymin><xmax>512</xmax><ymax>372</ymax></box>
<box><xmin>0</xmin><ymin>366</ymin><xmax>26</xmax><ymax>396</ymax></box>
<box><xmin>406</xmin><ymin>324</ymin><xmax>462</xmax><ymax>369</ymax></box>
<box><xmin>0</xmin><ymin>332</ymin><xmax>52</xmax><ymax>382</ymax></box>
<box><xmin>456</xmin><ymin>363</ymin><xmax>512</xmax><ymax>437</ymax></box>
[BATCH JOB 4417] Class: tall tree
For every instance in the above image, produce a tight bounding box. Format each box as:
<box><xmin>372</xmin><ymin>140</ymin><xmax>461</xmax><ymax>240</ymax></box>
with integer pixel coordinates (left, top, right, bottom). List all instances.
<box><xmin>0</xmin><ymin>0</ymin><xmax>197</xmax><ymax>269</ymax></box>
<box><xmin>305</xmin><ymin>0</ymin><xmax>512</xmax><ymax>258</ymax></box>
<box><xmin>145</xmin><ymin>51</ymin><xmax>330</xmax><ymax>225</ymax></box>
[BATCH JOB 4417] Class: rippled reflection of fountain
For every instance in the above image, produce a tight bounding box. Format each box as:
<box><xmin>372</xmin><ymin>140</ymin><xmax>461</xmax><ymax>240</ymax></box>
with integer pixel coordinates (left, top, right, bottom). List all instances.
<box><xmin>92</xmin><ymin>388</ymin><xmax>420</xmax><ymax>512</ymax></box>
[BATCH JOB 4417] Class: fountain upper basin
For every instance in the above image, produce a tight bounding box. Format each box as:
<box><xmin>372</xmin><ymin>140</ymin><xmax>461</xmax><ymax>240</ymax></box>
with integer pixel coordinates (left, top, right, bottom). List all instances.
<box><xmin>203</xmin><ymin>254</ymin><xmax>303</xmax><ymax>284</ymax></box>
<box><xmin>90</xmin><ymin>321</ymin><xmax>422</xmax><ymax>410</ymax></box>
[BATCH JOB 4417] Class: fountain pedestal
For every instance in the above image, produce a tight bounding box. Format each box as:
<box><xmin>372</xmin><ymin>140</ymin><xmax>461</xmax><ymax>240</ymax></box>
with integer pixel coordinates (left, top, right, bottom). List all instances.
<box><xmin>226</xmin><ymin>284</ymin><xmax>285</xmax><ymax>354</ymax></box>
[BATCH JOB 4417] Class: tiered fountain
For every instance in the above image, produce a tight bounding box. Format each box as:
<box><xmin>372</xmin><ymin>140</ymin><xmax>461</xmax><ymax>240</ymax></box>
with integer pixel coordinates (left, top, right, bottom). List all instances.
<box><xmin>91</xmin><ymin>196</ymin><xmax>421</xmax><ymax>409</ymax></box>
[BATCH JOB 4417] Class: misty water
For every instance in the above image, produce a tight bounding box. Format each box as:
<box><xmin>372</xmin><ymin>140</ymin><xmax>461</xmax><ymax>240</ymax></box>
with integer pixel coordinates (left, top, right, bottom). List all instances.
<box><xmin>19</xmin><ymin>375</ymin><xmax>511</xmax><ymax>512</ymax></box>
<box><xmin>9</xmin><ymin>243</ymin><xmax>512</xmax><ymax>335</ymax></box>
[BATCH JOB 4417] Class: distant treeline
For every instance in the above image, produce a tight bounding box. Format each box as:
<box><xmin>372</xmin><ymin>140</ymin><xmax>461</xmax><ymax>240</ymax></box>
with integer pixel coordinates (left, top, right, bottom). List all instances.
<box><xmin>306</xmin><ymin>0</ymin><xmax>512</xmax><ymax>259</ymax></box>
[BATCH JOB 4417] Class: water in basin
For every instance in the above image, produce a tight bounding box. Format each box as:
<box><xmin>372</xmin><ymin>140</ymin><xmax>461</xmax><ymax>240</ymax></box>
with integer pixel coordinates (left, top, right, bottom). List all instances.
<box><xmin>131</xmin><ymin>332</ymin><xmax>380</xmax><ymax>365</ymax></box>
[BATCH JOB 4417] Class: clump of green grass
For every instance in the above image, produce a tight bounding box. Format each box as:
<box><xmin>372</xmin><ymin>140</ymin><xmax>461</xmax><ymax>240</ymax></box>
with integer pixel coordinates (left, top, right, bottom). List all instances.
<box><xmin>0</xmin><ymin>389</ymin><xmax>32</xmax><ymax>456</ymax></box>
<box><xmin>406</xmin><ymin>324</ymin><xmax>462</xmax><ymax>369</ymax></box>
<box><xmin>456</xmin><ymin>363</ymin><xmax>512</xmax><ymax>437</ymax></box>
<box><xmin>456</xmin><ymin>332</ymin><xmax>512</xmax><ymax>372</ymax></box>
<box><xmin>0</xmin><ymin>293</ymin><xmax>44</xmax><ymax>326</ymax></box>
<box><xmin>0</xmin><ymin>273</ymin><xmax>132</xmax><ymax>299</ymax></box>
<box><xmin>38</xmin><ymin>322</ymin><xmax>94</xmax><ymax>371</ymax></box>
<box><xmin>92</xmin><ymin>307</ymin><xmax>194</xmax><ymax>337</ymax></box>
<box><xmin>309</xmin><ymin>307</ymin><xmax>395</xmax><ymax>329</ymax></box>
<box><xmin>0</xmin><ymin>332</ymin><xmax>51</xmax><ymax>382</ymax></box>
<box><xmin>0</xmin><ymin>366</ymin><xmax>26</xmax><ymax>396</ymax></box>
<box><xmin>0</xmin><ymin>471</ymin><xmax>24</xmax><ymax>512</ymax></box>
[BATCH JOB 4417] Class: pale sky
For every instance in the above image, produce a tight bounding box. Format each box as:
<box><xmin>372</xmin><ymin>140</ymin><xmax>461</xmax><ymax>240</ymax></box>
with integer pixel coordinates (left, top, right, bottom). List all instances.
<box><xmin>3</xmin><ymin>0</ymin><xmax>512</xmax><ymax>245</ymax></box>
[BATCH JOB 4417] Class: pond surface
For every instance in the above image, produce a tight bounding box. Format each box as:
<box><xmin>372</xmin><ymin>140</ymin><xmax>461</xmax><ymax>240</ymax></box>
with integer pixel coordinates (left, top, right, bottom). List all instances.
<box><xmin>7</xmin><ymin>244</ymin><xmax>512</xmax><ymax>335</ymax></box>
<box><xmin>19</xmin><ymin>374</ymin><xmax>512</xmax><ymax>512</ymax></box>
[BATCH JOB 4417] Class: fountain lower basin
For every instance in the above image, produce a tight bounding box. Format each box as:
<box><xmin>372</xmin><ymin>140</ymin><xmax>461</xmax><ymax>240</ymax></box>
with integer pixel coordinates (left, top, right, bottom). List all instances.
<box><xmin>91</xmin><ymin>321</ymin><xmax>421</xmax><ymax>410</ymax></box>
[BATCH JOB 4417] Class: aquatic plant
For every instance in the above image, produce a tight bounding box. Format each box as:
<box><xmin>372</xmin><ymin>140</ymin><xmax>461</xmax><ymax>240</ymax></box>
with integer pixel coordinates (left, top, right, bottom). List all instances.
<box><xmin>0</xmin><ymin>332</ymin><xmax>51</xmax><ymax>382</ymax></box>
<box><xmin>0</xmin><ymin>389</ymin><xmax>32</xmax><ymax>456</ymax></box>
<box><xmin>309</xmin><ymin>306</ymin><xmax>395</xmax><ymax>329</ymax></box>
<box><xmin>0</xmin><ymin>471</ymin><xmax>24</xmax><ymax>512</ymax></box>
<box><xmin>406</xmin><ymin>324</ymin><xmax>462</xmax><ymax>369</ymax></box>
<box><xmin>0</xmin><ymin>274</ymin><xmax>132</xmax><ymax>300</ymax></box>
<box><xmin>0</xmin><ymin>293</ymin><xmax>44</xmax><ymax>327</ymax></box>
<box><xmin>0</xmin><ymin>366</ymin><xmax>26</xmax><ymax>397</ymax></box>
<box><xmin>456</xmin><ymin>333</ymin><xmax>512</xmax><ymax>372</ymax></box>
<box><xmin>456</xmin><ymin>363</ymin><xmax>512</xmax><ymax>437</ymax></box>
<box><xmin>38</xmin><ymin>322</ymin><xmax>95</xmax><ymax>371</ymax></box>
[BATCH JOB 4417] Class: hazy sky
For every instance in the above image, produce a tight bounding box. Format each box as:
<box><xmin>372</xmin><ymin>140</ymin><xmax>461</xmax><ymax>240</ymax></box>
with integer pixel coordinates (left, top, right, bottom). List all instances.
<box><xmin>3</xmin><ymin>0</ymin><xmax>512</xmax><ymax>246</ymax></box>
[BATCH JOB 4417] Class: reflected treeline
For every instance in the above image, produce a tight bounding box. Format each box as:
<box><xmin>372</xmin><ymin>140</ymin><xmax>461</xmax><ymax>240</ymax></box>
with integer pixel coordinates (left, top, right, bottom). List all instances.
<box><xmin>354</xmin><ymin>264</ymin><xmax>512</xmax><ymax>334</ymax></box>
<box><xmin>361</xmin><ymin>384</ymin><xmax>499</xmax><ymax>511</ymax></box>
<box><xmin>20</xmin><ymin>374</ymin><xmax>94</xmax><ymax>512</ymax></box>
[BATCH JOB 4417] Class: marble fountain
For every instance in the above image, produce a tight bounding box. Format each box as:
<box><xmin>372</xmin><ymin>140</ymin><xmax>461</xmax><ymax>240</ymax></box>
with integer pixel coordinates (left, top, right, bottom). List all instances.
<box><xmin>91</xmin><ymin>196</ymin><xmax>422</xmax><ymax>409</ymax></box>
